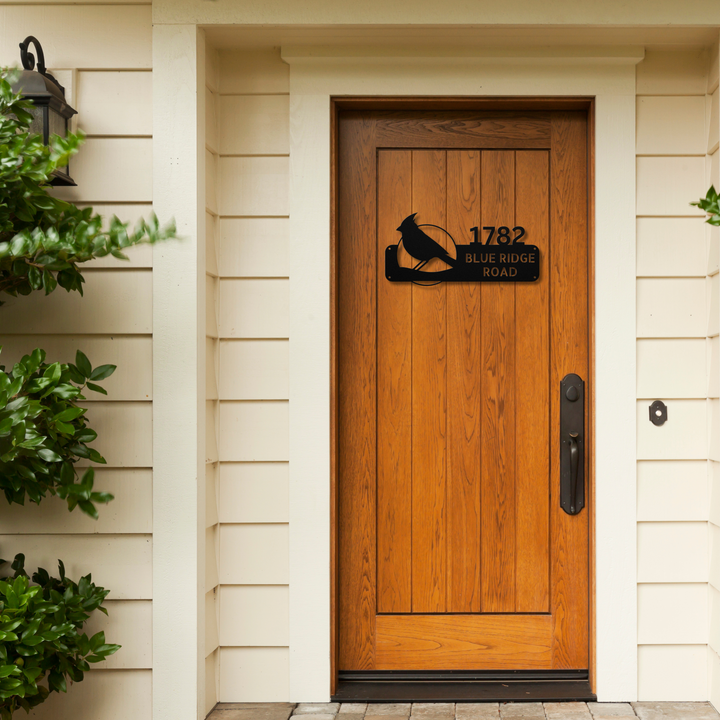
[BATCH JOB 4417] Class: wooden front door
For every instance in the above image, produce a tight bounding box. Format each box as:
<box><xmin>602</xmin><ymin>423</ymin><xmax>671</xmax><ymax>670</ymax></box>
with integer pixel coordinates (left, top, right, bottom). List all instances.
<box><xmin>337</xmin><ymin>108</ymin><xmax>590</xmax><ymax>675</ymax></box>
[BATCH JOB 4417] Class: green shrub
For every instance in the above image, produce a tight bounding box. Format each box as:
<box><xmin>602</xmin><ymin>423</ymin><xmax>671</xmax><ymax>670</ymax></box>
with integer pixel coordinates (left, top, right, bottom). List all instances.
<box><xmin>0</xmin><ymin>348</ymin><xmax>114</xmax><ymax>518</ymax></box>
<box><xmin>0</xmin><ymin>554</ymin><xmax>119</xmax><ymax>719</ymax></box>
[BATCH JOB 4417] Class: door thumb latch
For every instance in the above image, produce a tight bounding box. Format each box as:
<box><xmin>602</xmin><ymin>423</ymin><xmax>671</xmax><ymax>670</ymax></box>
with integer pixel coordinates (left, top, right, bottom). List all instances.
<box><xmin>560</xmin><ymin>374</ymin><xmax>585</xmax><ymax>516</ymax></box>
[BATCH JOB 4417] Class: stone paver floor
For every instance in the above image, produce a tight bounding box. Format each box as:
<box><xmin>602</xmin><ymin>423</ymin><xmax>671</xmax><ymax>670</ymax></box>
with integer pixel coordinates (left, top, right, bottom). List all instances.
<box><xmin>208</xmin><ymin>701</ymin><xmax>720</xmax><ymax>720</ymax></box>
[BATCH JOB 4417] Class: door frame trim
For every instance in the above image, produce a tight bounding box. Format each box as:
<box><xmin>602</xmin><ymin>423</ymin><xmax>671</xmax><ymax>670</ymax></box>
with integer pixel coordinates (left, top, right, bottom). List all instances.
<box><xmin>330</xmin><ymin>98</ymin><xmax>594</xmax><ymax>696</ymax></box>
<box><xmin>285</xmin><ymin>52</ymin><xmax>639</xmax><ymax>702</ymax></box>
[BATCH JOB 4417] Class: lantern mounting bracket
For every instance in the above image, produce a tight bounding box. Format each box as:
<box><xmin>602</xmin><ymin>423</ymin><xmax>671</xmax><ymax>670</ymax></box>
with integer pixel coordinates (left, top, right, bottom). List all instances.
<box><xmin>19</xmin><ymin>36</ymin><xmax>63</xmax><ymax>93</ymax></box>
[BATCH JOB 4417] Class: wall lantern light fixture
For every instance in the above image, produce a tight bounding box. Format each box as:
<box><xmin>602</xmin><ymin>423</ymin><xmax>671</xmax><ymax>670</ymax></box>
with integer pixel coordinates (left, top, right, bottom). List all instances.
<box><xmin>11</xmin><ymin>36</ymin><xmax>77</xmax><ymax>186</ymax></box>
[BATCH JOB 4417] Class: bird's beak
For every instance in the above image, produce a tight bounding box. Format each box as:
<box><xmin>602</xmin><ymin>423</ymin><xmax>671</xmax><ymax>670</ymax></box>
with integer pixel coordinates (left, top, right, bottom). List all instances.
<box><xmin>396</xmin><ymin>226</ymin><xmax>401</xmax><ymax>231</ymax></box>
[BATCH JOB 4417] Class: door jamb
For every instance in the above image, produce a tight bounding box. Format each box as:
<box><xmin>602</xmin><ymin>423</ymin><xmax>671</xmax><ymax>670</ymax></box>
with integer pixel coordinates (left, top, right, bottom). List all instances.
<box><xmin>329</xmin><ymin>97</ymin><xmax>596</xmax><ymax>697</ymax></box>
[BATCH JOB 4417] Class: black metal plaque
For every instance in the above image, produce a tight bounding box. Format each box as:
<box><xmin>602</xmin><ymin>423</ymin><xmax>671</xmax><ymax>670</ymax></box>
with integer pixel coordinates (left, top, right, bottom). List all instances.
<box><xmin>385</xmin><ymin>214</ymin><xmax>540</xmax><ymax>284</ymax></box>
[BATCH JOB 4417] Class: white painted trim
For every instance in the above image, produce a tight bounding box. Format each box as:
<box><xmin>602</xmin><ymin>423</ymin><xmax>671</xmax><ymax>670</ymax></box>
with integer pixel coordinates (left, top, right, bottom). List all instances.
<box><xmin>152</xmin><ymin>24</ymin><xmax>207</xmax><ymax>720</ymax></box>
<box><xmin>285</xmin><ymin>51</ymin><xmax>639</xmax><ymax>702</ymax></box>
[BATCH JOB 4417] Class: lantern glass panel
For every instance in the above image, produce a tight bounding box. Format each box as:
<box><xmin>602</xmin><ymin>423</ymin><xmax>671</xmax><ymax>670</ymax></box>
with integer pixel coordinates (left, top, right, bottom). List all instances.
<box><xmin>27</xmin><ymin>105</ymin><xmax>44</xmax><ymax>137</ymax></box>
<box><xmin>48</xmin><ymin>107</ymin><xmax>67</xmax><ymax>140</ymax></box>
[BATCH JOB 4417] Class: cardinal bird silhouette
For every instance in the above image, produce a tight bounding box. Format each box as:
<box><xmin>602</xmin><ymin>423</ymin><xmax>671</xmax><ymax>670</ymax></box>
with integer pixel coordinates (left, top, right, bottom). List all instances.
<box><xmin>396</xmin><ymin>213</ymin><xmax>458</xmax><ymax>271</ymax></box>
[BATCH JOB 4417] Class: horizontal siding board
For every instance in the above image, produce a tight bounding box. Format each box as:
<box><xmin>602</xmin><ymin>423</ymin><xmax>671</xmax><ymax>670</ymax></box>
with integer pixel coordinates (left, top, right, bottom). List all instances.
<box><xmin>206</xmin><ymin>462</ymin><xmax>219</xmax><ymax>528</ymax></box>
<box><xmin>0</xmin><ymin>335</ymin><xmax>152</xmax><ymax>401</ymax></box>
<box><xmin>207</xmin><ymin>276</ymin><xmax>219</xmax><ymax>339</ymax></box>
<box><xmin>54</xmin><ymin>139</ymin><xmax>152</xmax><ymax>204</ymax></box>
<box><xmin>207</xmin><ymin>212</ymin><xmax>219</xmax><ymax>277</ymax></box>
<box><xmin>207</xmin><ymin>87</ymin><xmax>219</xmax><ymax>154</ymax></box>
<box><xmin>636</xmin><ymin>339</ymin><xmax>706</xmax><ymax>399</ymax></box>
<box><xmin>207</xmin><ymin>400</ymin><xmax>219</xmax><ymax>465</ymax></box>
<box><xmin>219</xmin><ymin>95</ymin><xmax>290</xmax><ymax>155</ymax></box>
<box><xmin>206</xmin><ymin>46</ymin><xmax>220</xmax><ymax>93</ymax></box>
<box><xmin>712</xmin><ymin>399</ymin><xmax>720</xmax><ymax>462</ymax></box>
<box><xmin>711</xmin><ymin>337</ymin><xmax>720</xmax><ymax>399</ymax></box>
<box><xmin>636</xmin><ymin>50</ymin><xmax>709</xmax><ymax>96</ymax></box>
<box><xmin>76</xmin><ymin>205</ymin><xmax>155</xmax><ymax>269</ymax></box>
<box><xmin>0</xmin><ymin>535</ymin><xmax>152</xmax><ymax>599</ymax></box>
<box><xmin>0</xmin><ymin>7</ymin><xmax>151</xmax><ymax>69</ymax></box>
<box><xmin>219</xmin><ymin>524</ymin><xmax>289</xmax><ymax>584</ymax></box>
<box><xmin>206</xmin><ymin>590</ymin><xmax>219</xmax><ymax>657</ymax></box>
<box><xmin>637</xmin><ymin>645</ymin><xmax>708</xmax><ymax>701</ymax></box>
<box><xmin>712</xmin><ymin>647</ymin><xmax>720</xmax><ymax>711</ymax></box>
<box><xmin>26</xmin><ymin>669</ymin><xmax>151</xmax><ymax>720</ymax></box>
<box><xmin>206</xmin><ymin>525</ymin><xmax>219</xmax><ymax>592</ymax></box>
<box><xmin>219</xmin><ymin>585</ymin><xmax>289</xmax><ymax>646</ymax></box>
<box><xmin>219</xmin><ymin>279</ymin><xmax>289</xmax><ymax>338</ymax></box>
<box><xmin>636</xmin><ymin>96</ymin><xmax>707</xmax><ymax>156</ymax></box>
<box><xmin>636</xmin><ymin>218</ymin><xmax>706</xmax><ymax>277</ymax></box>
<box><xmin>218</xmin><ymin>462</ymin><xmax>289</xmax><ymax>523</ymax></box>
<box><xmin>1</xmin><ymin>270</ymin><xmax>152</xmax><ymax>335</ymax></box>
<box><xmin>218</xmin><ymin>218</ymin><xmax>289</xmax><ymax>278</ymax></box>
<box><xmin>219</xmin><ymin>340</ymin><xmax>289</xmax><ymax>399</ymax></box>
<box><xmin>637</xmin><ymin>584</ymin><xmax>708</xmax><ymax>644</ymax></box>
<box><xmin>709</xmin><ymin>222</ymin><xmax>719</xmax><ymax>277</ymax></box>
<box><xmin>77</xmin><ymin>71</ymin><xmax>152</xmax><ymax>137</ymax></box>
<box><xmin>637</xmin><ymin>157</ymin><xmax>707</xmax><ymax>217</ymax></box>
<box><xmin>712</xmin><ymin>524</ymin><xmax>720</xmax><ymax>590</ymax></box>
<box><xmin>711</xmin><ymin>585</ymin><xmax>720</xmax><ymax>655</ymax></box>
<box><xmin>637</xmin><ymin>461</ymin><xmax>708</xmax><ymax>522</ymax></box>
<box><xmin>77</xmin><ymin>402</ymin><xmax>152</xmax><ymax>468</ymax></box>
<box><xmin>219</xmin><ymin>647</ymin><xmax>289</xmax><ymax>702</ymax></box>
<box><xmin>207</xmin><ymin>149</ymin><xmax>218</xmax><ymax>216</ymax></box>
<box><xmin>205</xmin><ymin>650</ymin><xmax>219</xmax><ymax>717</ymax></box>
<box><xmin>711</xmin><ymin>463</ymin><xmax>720</xmax><ymax>527</ymax></box>
<box><xmin>637</xmin><ymin>522</ymin><xmax>708</xmax><ymax>582</ymax></box>
<box><xmin>710</xmin><ymin>274</ymin><xmax>720</xmax><ymax>337</ymax></box>
<box><xmin>710</xmin><ymin>88</ymin><xmax>720</xmax><ymax>154</ymax></box>
<box><xmin>0</xmin><ymin>469</ymin><xmax>152</xmax><ymax>534</ymax></box>
<box><xmin>637</xmin><ymin>278</ymin><xmax>706</xmax><ymax>338</ymax></box>
<box><xmin>636</xmin><ymin>399</ymin><xmax>707</xmax><ymax>460</ymax></box>
<box><xmin>218</xmin><ymin>401</ymin><xmax>289</xmax><ymax>461</ymax></box>
<box><xmin>207</xmin><ymin>337</ymin><xmax>219</xmax><ymax>401</ymax></box>
<box><xmin>218</xmin><ymin>50</ymin><xmax>289</xmax><ymax>95</ymax></box>
<box><xmin>219</xmin><ymin>157</ymin><xmax>289</xmax><ymax>217</ymax></box>
<box><xmin>84</xmin><ymin>600</ymin><xmax>152</xmax><ymax>669</ymax></box>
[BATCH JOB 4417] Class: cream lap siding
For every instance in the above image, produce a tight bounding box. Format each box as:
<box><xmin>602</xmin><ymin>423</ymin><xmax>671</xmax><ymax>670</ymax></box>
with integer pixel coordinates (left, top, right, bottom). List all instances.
<box><xmin>205</xmin><ymin>44</ymin><xmax>221</xmax><ymax>718</ymax></box>
<box><xmin>211</xmin><ymin>49</ymin><xmax>291</xmax><ymax>704</ymax></box>
<box><xmin>708</xmin><ymin>41</ymin><xmax>720</xmax><ymax>714</ymax></box>
<box><xmin>0</xmin><ymin>3</ymin><xmax>153</xmax><ymax>719</ymax></box>
<box><xmin>636</xmin><ymin>48</ymin><xmax>717</xmax><ymax>703</ymax></box>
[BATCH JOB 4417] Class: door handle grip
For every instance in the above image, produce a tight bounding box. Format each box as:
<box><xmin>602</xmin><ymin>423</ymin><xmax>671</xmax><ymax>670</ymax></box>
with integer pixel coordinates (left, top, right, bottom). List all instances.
<box><xmin>560</xmin><ymin>374</ymin><xmax>585</xmax><ymax>516</ymax></box>
<box><xmin>569</xmin><ymin>433</ymin><xmax>579</xmax><ymax>514</ymax></box>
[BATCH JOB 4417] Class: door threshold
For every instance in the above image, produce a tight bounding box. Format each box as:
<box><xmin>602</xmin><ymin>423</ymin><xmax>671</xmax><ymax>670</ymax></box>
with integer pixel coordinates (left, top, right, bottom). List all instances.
<box><xmin>332</xmin><ymin>671</ymin><xmax>596</xmax><ymax>703</ymax></box>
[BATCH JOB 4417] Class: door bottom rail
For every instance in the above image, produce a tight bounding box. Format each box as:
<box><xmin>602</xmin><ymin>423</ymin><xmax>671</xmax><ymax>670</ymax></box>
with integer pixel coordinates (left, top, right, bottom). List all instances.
<box><xmin>332</xmin><ymin>670</ymin><xmax>595</xmax><ymax>703</ymax></box>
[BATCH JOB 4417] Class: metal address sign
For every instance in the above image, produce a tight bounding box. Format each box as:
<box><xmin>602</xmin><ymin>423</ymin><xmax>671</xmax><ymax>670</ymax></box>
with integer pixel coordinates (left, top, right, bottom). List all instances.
<box><xmin>385</xmin><ymin>213</ymin><xmax>540</xmax><ymax>283</ymax></box>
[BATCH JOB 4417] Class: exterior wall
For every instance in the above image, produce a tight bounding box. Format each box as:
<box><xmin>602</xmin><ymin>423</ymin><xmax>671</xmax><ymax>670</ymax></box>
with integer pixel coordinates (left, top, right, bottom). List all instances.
<box><xmin>211</xmin><ymin>50</ymin><xmax>291</xmax><ymax>703</ymax></box>
<box><xmin>635</xmin><ymin>48</ymin><xmax>717</xmax><ymax>701</ymax></box>
<box><xmin>0</xmin><ymin>3</ymin><xmax>153</xmax><ymax>719</ymax></box>
<box><xmin>205</xmin><ymin>43</ymin><xmax>221</xmax><ymax>716</ymax></box>
<box><xmin>708</xmin><ymin>42</ymin><xmax>720</xmax><ymax>714</ymax></box>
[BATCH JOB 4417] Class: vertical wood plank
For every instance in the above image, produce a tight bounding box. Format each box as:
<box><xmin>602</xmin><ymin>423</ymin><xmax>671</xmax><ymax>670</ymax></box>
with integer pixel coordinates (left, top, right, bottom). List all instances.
<box><xmin>377</xmin><ymin>151</ymin><xmax>413</xmax><ymax>613</ymax></box>
<box><xmin>411</xmin><ymin>150</ymin><xmax>448</xmax><ymax>613</ymax></box>
<box><xmin>446</xmin><ymin>151</ymin><xmax>483</xmax><ymax>613</ymax></box>
<box><xmin>550</xmin><ymin>113</ymin><xmax>589</xmax><ymax>668</ymax></box>
<box><xmin>515</xmin><ymin>151</ymin><xmax>551</xmax><ymax>613</ymax></box>
<box><xmin>338</xmin><ymin>113</ymin><xmax>377</xmax><ymax>669</ymax></box>
<box><xmin>480</xmin><ymin>150</ymin><xmax>517</xmax><ymax>613</ymax></box>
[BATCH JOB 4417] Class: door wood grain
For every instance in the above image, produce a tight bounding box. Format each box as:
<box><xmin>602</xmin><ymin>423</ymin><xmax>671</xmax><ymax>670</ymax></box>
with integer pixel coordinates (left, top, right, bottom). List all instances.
<box><xmin>337</xmin><ymin>108</ymin><xmax>590</xmax><ymax>674</ymax></box>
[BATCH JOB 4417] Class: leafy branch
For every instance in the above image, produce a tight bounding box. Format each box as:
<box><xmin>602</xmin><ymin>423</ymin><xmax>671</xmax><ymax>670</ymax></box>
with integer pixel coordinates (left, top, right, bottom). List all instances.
<box><xmin>0</xmin><ymin>68</ymin><xmax>178</xmax><ymax>301</ymax></box>
<box><xmin>0</xmin><ymin>348</ymin><xmax>115</xmax><ymax>518</ymax></box>
<box><xmin>692</xmin><ymin>185</ymin><xmax>720</xmax><ymax>225</ymax></box>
